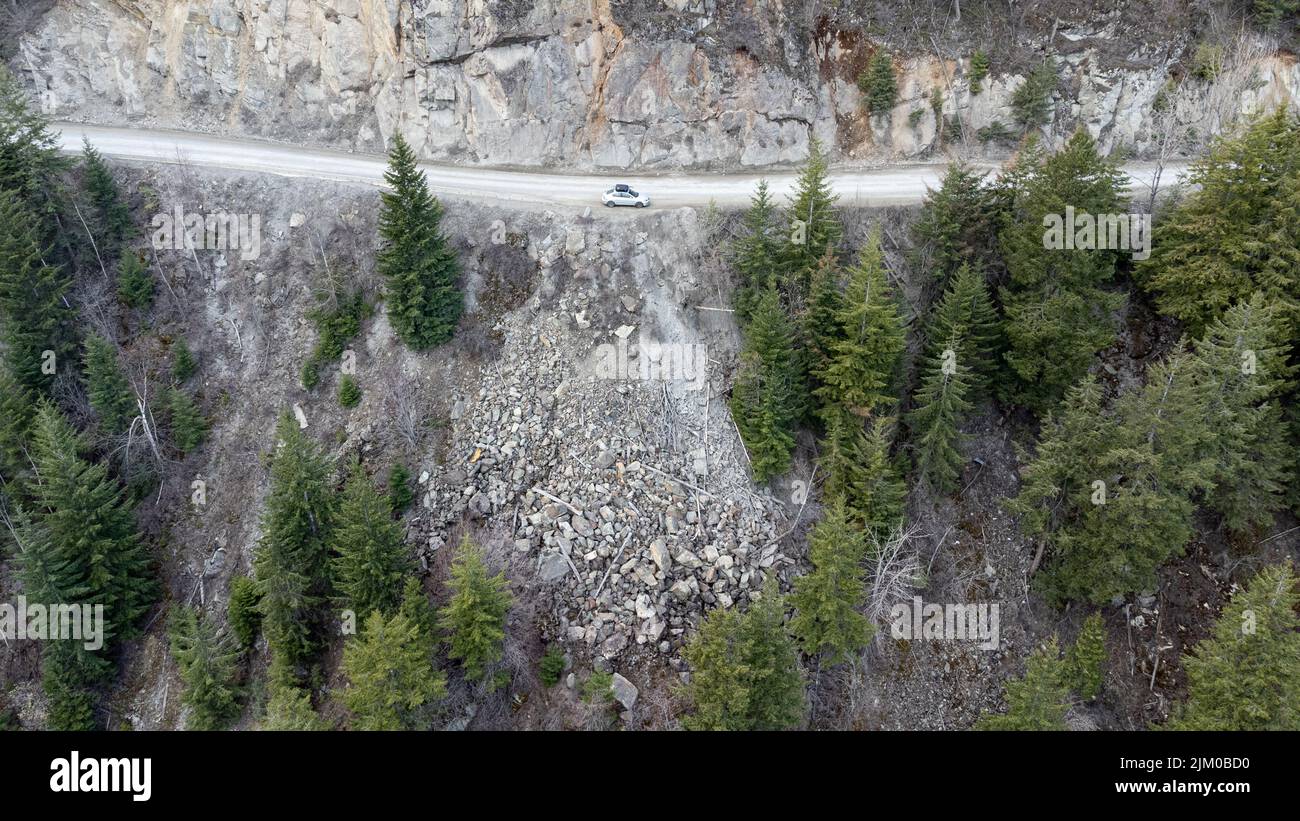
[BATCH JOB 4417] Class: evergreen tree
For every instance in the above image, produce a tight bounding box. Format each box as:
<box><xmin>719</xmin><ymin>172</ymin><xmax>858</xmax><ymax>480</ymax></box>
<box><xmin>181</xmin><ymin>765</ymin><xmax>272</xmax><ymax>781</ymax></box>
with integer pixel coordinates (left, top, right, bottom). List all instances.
<box><xmin>1065</xmin><ymin>612</ymin><xmax>1106</xmax><ymax>701</ymax></box>
<box><xmin>731</xmin><ymin>180</ymin><xmax>778</xmax><ymax>324</ymax></box>
<box><xmin>227</xmin><ymin>575</ymin><xmax>261</xmax><ymax>650</ymax></box>
<box><xmin>731</xmin><ymin>286</ymin><xmax>801</xmax><ymax>483</ymax></box>
<box><xmin>18</xmin><ymin>401</ymin><xmax>154</xmax><ymax>638</ymax></box>
<box><xmin>803</xmin><ymin>249</ymin><xmax>845</xmax><ymax>377</ymax></box>
<box><xmin>925</xmin><ymin>262</ymin><xmax>1001</xmax><ymax>396</ymax></box>
<box><xmin>911</xmin><ymin>163</ymin><xmax>1000</xmax><ymax>289</ymax></box>
<box><xmin>253</xmin><ymin>414</ymin><xmax>335</xmax><ymax>675</ymax></box>
<box><xmin>788</xmin><ymin>502</ymin><xmax>874</xmax><ymax>664</ymax></box>
<box><xmin>330</xmin><ymin>460</ymin><xmax>412</xmax><ymax>619</ymax></box>
<box><xmin>0</xmin><ymin>65</ymin><xmax>67</xmax><ymax>228</ymax></box>
<box><xmin>338</xmin><ymin>374</ymin><xmax>361</xmax><ymax>408</ymax></box>
<box><xmin>999</xmin><ymin>131</ymin><xmax>1127</xmax><ymax>411</ymax></box>
<box><xmin>819</xmin><ymin>411</ymin><xmax>906</xmax><ymax>537</ymax></box>
<box><xmin>681</xmin><ymin>579</ymin><xmax>805</xmax><ymax>730</ymax></box>
<box><xmin>398</xmin><ymin>576</ymin><xmax>439</xmax><ymax>660</ymax></box>
<box><xmin>780</xmin><ymin>138</ymin><xmax>841</xmax><ymax>295</ymax></box>
<box><xmin>262</xmin><ymin>682</ymin><xmax>328</xmax><ymax>730</ymax></box>
<box><xmin>169</xmin><ymin>606</ymin><xmax>241</xmax><ymax>730</ymax></box>
<box><xmin>1170</xmin><ymin>563</ymin><xmax>1300</xmax><ymax>730</ymax></box>
<box><xmin>0</xmin><ymin>363</ymin><xmax>33</xmax><ymax>482</ymax></box>
<box><xmin>975</xmin><ymin>638</ymin><xmax>1070</xmax><ymax>730</ymax></box>
<box><xmin>907</xmin><ymin>333</ymin><xmax>974</xmax><ymax>493</ymax></box>
<box><xmin>80</xmin><ymin>139</ymin><xmax>133</xmax><ymax>261</ymax></box>
<box><xmin>968</xmin><ymin>51</ymin><xmax>990</xmax><ymax>94</ymax></box>
<box><xmin>816</xmin><ymin>228</ymin><xmax>906</xmax><ymax>419</ymax></box>
<box><xmin>172</xmin><ymin>338</ymin><xmax>197</xmax><ymax>383</ymax></box>
<box><xmin>83</xmin><ymin>334</ymin><xmax>134</xmax><ymax>433</ymax></box>
<box><xmin>0</xmin><ymin>190</ymin><xmax>76</xmax><ymax>393</ymax></box>
<box><xmin>1187</xmin><ymin>294</ymin><xmax>1295</xmax><ymax>532</ymax></box>
<box><xmin>342</xmin><ymin>609</ymin><xmax>446</xmax><ymax>730</ymax></box>
<box><xmin>115</xmin><ymin>250</ymin><xmax>153</xmax><ymax>310</ymax></box>
<box><xmin>377</xmin><ymin>133</ymin><xmax>462</xmax><ymax>349</ymax></box>
<box><xmin>439</xmin><ymin>536</ymin><xmax>512</xmax><ymax>682</ymax></box>
<box><xmin>388</xmin><ymin>463</ymin><xmax>413</xmax><ymax>513</ymax></box>
<box><xmin>859</xmin><ymin>50</ymin><xmax>898</xmax><ymax>114</ymax></box>
<box><xmin>1138</xmin><ymin>108</ymin><xmax>1300</xmax><ymax>339</ymax></box>
<box><xmin>1011</xmin><ymin>59</ymin><xmax>1058</xmax><ymax>129</ymax></box>
<box><xmin>167</xmin><ymin>387</ymin><xmax>206</xmax><ymax>455</ymax></box>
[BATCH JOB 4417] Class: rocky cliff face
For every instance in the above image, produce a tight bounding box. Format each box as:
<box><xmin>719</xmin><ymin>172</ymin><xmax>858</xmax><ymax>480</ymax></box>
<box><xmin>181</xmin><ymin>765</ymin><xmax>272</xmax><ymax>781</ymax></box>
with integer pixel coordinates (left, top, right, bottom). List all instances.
<box><xmin>17</xmin><ymin>1</ymin><xmax>1300</xmax><ymax>169</ymax></box>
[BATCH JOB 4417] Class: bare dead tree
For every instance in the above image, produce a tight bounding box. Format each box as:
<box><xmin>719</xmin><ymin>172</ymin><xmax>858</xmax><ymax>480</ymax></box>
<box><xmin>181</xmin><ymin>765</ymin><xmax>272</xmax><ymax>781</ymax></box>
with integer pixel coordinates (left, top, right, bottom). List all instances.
<box><xmin>866</xmin><ymin>523</ymin><xmax>923</xmax><ymax>623</ymax></box>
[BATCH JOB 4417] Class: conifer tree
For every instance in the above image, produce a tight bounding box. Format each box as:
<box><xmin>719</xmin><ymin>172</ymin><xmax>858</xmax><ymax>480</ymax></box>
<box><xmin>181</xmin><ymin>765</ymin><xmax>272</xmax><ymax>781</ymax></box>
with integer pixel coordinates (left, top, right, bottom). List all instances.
<box><xmin>342</xmin><ymin>609</ymin><xmax>446</xmax><ymax>730</ymax></box>
<box><xmin>1170</xmin><ymin>563</ymin><xmax>1300</xmax><ymax>730</ymax></box>
<box><xmin>169</xmin><ymin>606</ymin><xmax>241</xmax><ymax>730</ymax></box>
<box><xmin>19</xmin><ymin>401</ymin><xmax>154</xmax><ymax>637</ymax></box>
<box><xmin>398</xmin><ymin>576</ymin><xmax>439</xmax><ymax>661</ymax></box>
<box><xmin>731</xmin><ymin>180</ymin><xmax>778</xmax><ymax>324</ymax></box>
<box><xmin>731</xmin><ymin>286</ymin><xmax>801</xmax><ymax>482</ymax></box>
<box><xmin>925</xmin><ymin>262</ymin><xmax>1001</xmax><ymax>396</ymax></box>
<box><xmin>262</xmin><ymin>682</ymin><xmax>328</xmax><ymax>730</ymax></box>
<box><xmin>975</xmin><ymin>638</ymin><xmax>1070</xmax><ymax>730</ymax></box>
<box><xmin>1065</xmin><ymin>612</ymin><xmax>1106</xmax><ymax>701</ymax></box>
<box><xmin>1139</xmin><ymin>108</ymin><xmax>1300</xmax><ymax>339</ymax></box>
<box><xmin>0</xmin><ymin>190</ymin><xmax>76</xmax><ymax>393</ymax></box>
<box><xmin>377</xmin><ymin>133</ymin><xmax>462</xmax><ymax>349</ymax></box>
<box><xmin>1011</xmin><ymin>59</ymin><xmax>1058</xmax><ymax>128</ymax></box>
<box><xmin>253</xmin><ymin>414</ymin><xmax>335</xmax><ymax>674</ymax></box>
<box><xmin>788</xmin><ymin>502</ymin><xmax>874</xmax><ymax>664</ymax></box>
<box><xmin>0</xmin><ymin>363</ymin><xmax>33</xmax><ymax>482</ymax></box>
<box><xmin>816</xmin><ymin>228</ymin><xmax>906</xmax><ymax>419</ymax></box>
<box><xmin>83</xmin><ymin>334</ymin><xmax>134</xmax><ymax>433</ymax></box>
<box><xmin>819</xmin><ymin>411</ymin><xmax>906</xmax><ymax>537</ymax></box>
<box><xmin>116</xmin><ymin>250</ymin><xmax>153</xmax><ymax>310</ymax></box>
<box><xmin>1187</xmin><ymin>294</ymin><xmax>1295</xmax><ymax>532</ymax></box>
<box><xmin>80</xmin><ymin>139</ymin><xmax>133</xmax><ymax>260</ymax></box>
<box><xmin>0</xmin><ymin>65</ymin><xmax>67</xmax><ymax>227</ymax></box>
<box><xmin>911</xmin><ymin>163</ymin><xmax>1000</xmax><ymax>289</ymax></box>
<box><xmin>998</xmin><ymin>131</ymin><xmax>1127</xmax><ymax>411</ymax></box>
<box><xmin>803</xmin><ymin>249</ymin><xmax>845</xmax><ymax>377</ymax></box>
<box><xmin>388</xmin><ymin>463</ymin><xmax>413</xmax><ymax>513</ymax></box>
<box><xmin>338</xmin><ymin>374</ymin><xmax>361</xmax><ymax>408</ymax></box>
<box><xmin>681</xmin><ymin>579</ymin><xmax>805</xmax><ymax>731</ymax></box>
<box><xmin>859</xmin><ymin>50</ymin><xmax>898</xmax><ymax>114</ymax></box>
<box><xmin>228</xmin><ymin>575</ymin><xmax>261</xmax><ymax>650</ymax></box>
<box><xmin>172</xmin><ymin>338</ymin><xmax>197</xmax><ymax>383</ymax></box>
<box><xmin>439</xmin><ymin>536</ymin><xmax>512</xmax><ymax>682</ymax></box>
<box><xmin>167</xmin><ymin>387</ymin><xmax>206</xmax><ymax>455</ymax></box>
<box><xmin>968</xmin><ymin>51</ymin><xmax>990</xmax><ymax>94</ymax></box>
<box><xmin>781</xmin><ymin>138</ymin><xmax>841</xmax><ymax>295</ymax></box>
<box><xmin>907</xmin><ymin>333</ymin><xmax>974</xmax><ymax>493</ymax></box>
<box><xmin>330</xmin><ymin>460</ymin><xmax>412</xmax><ymax>619</ymax></box>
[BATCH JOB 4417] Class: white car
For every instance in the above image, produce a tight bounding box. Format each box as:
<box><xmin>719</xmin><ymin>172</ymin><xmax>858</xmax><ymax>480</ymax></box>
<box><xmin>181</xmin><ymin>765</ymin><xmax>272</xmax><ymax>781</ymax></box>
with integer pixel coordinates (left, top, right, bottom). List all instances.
<box><xmin>602</xmin><ymin>183</ymin><xmax>650</xmax><ymax>208</ymax></box>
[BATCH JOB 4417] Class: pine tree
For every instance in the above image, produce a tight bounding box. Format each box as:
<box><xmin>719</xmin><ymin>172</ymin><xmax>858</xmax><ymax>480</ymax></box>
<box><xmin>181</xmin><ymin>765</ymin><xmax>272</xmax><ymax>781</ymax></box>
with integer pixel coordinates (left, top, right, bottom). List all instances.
<box><xmin>330</xmin><ymin>460</ymin><xmax>412</xmax><ymax>619</ymax></box>
<box><xmin>1139</xmin><ymin>108</ymin><xmax>1300</xmax><ymax>339</ymax></box>
<box><xmin>80</xmin><ymin>139</ymin><xmax>133</xmax><ymax>261</ymax></box>
<box><xmin>0</xmin><ymin>189</ymin><xmax>76</xmax><ymax>393</ymax></box>
<box><xmin>342</xmin><ymin>609</ymin><xmax>446</xmax><ymax>730</ymax></box>
<box><xmin>398</xmin><ymin>576</ymin><xmax>439</xmax><ymax>660</ymax></box>
<box><xmin>781</xmin><ymin>137</ymin><xmax>841</xmax><ymax>295</ymax></box>
<box><xmin>115</xmin><ymin>250</ymin><xmax>153</xmax><ymax>310</ymax></box>
<box><xmin>262</xmin><ymin>682</ymin><xmax>328</xmax><ymax>730</ymax></box>
<box><xmin>1011</xmin><ymin>59</ymin><xmax>1058</xmax><ymax>128</ymax></box>
<box><xmin>925</xmin><ymin>263</ymin><xmax>1001</xmax><ymax>396</ymax></box>
<box><xmin>1065</xmin><ymin>612</ymin><xmax>1106</xmax><ymax>701</ymax></box>
<box><xmin>439</xmin><ymin>536</ymin><xmax>512</xmax><ymax>682</ymax></box>
<box><xmin>819</xmin><ymin>410</ymin><xmax>906</xmax><ymax>537</ymax></box>
<box><xmin>968</xmin><ymin>51</ymin><xmax>990</xmax><ymax>94</ymax></box>
<box><xmin>377</xmin><ymin>133</ymin><xmax>462</xmax><ymax>349</ymax></box>
<box><xmin>788</xmin><ymin>501</ymin><xmax>874</xmax><ymax>664</ymax></box>
<box><xmin>999</xmin><ymin>131</ymin><xmax>1127</xmax><ymax>411</ymax></box>
<box><xmin>167</xmin><ymin>387</ymin><xmax>206</xmax><ymax>455</ymax></box>
<box><xmin>0</xmin><ymin>363</ymin><xmax>33</xmax><ymax>482</ymax></box>
<box><xmin>907</xmin><ymin>333</ymin><xmax>974</xmax><ymax>493</ymax></box>
<box><xmin>169</xmin><ymin>606</ymin><xmax>241</xmax><ymax>730</ymax></box>
<box><xmin>0</xmin><ymin>65</ymin><xmax>68</xmax><ymax>228</ymax></box>
<box><xmin>859</xmin><ymin>50</ymin><xmax>897</xmax><ymax>115</ymax></box>
<box><xmin>253</xmin><ymin>414</ymin><xmax>335</xmax><ymax>675</ymax></box>
<box><xmin>338</xmin><ymin>374</ymin><xmax>361</xmax><ymax>408</ymax></box>
<box><xmin>388</xmin><ymin>463</ymin><xmax>413</xmax><ymax>513</ymax></box>
<box><xmin>911</xmin><ymin>163</ymin><xmax>1000</xmax><ymax>290</ymax></box>
<box><xmin>730</xmin><ymin>286</ymin><xmax>800</xmax><ymax>483</ymax></box>
<box><xmin>227</xmin><ymin>575</ymin><xmax>261</xmax><ymax>650</ymax></box>
<box><xmin>975</xmin><ymin>638</ymin><xmax>1070</xmax><ymax>730</ymax></box>
<box><xmin>172</xmin><ymin>338</ymin><xmax>197</xmax><ymax>383</ymax></box>
<box><xmin>1169</xmin><ymin>563</ymin><xmax>1300</xmax><ymax>730</ymax></box>
<box><xmin>816</xmin><ymin>228</ymin><xmax>906</xmax><ymax>419</ymax></box>
<box><xmin>1186</xmin><ymin>294</ymin><xmax>1295</xmax><ymax>533</ymax></box>
<box><xmin>731</xmin><ymin>180</ymin><xmax>778</xmax><ymax>325</ymax></box>
<box><xmin>681</xmin><ymin>579</ymin><xmax>805</xmax><ymax>730</ymax></box>
<box><xmin>19</xmin><ymin>401</ymin><xmax>154</xmax><ymax>639</ymax></box>
<box><xmin>83</xmin><ymin>334</ymin><xmax>134</xmax><ymax>433</ymax></box>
